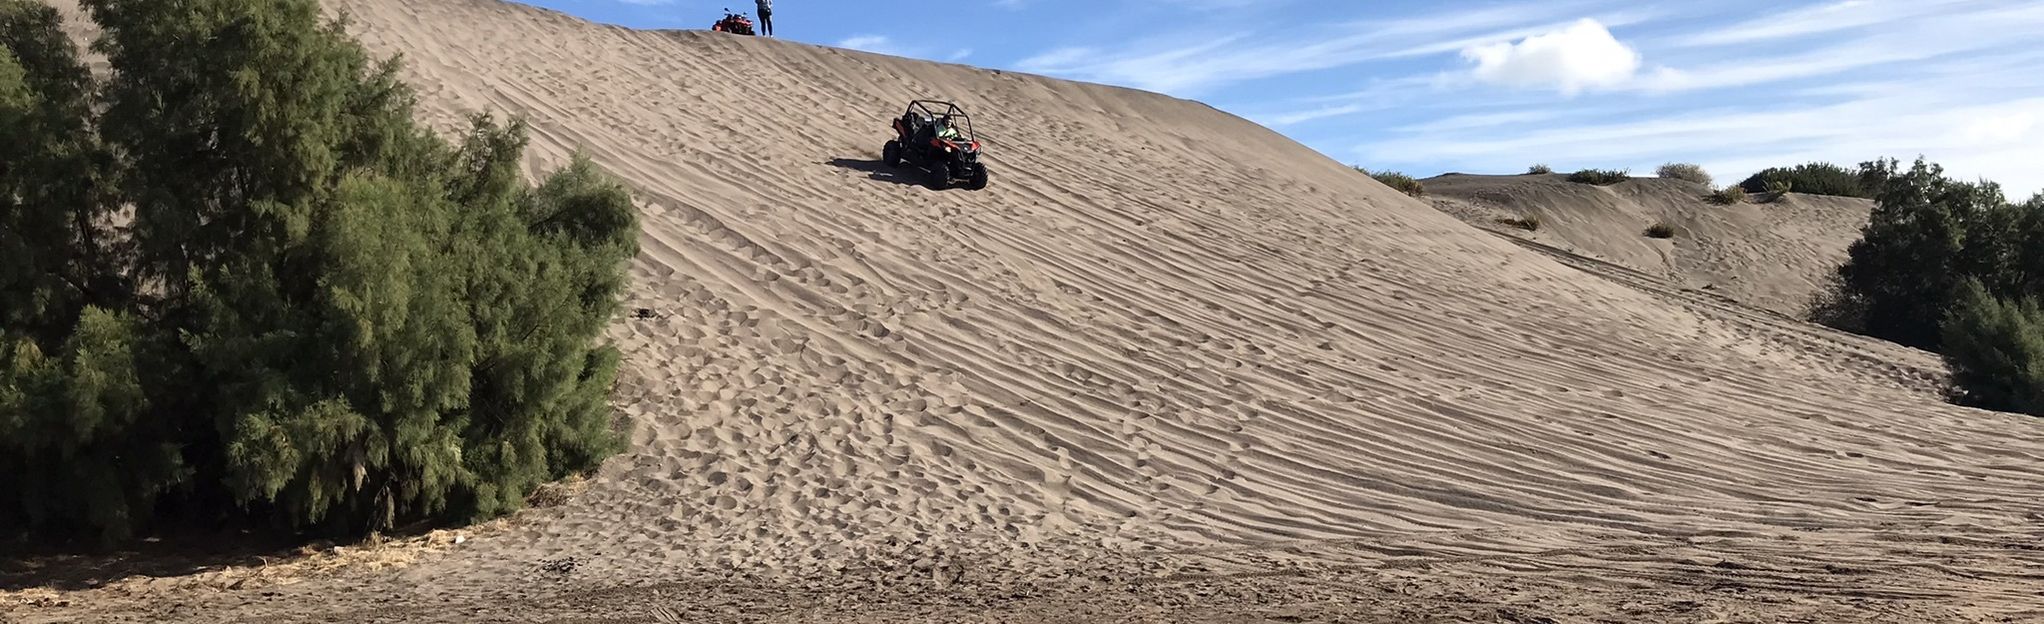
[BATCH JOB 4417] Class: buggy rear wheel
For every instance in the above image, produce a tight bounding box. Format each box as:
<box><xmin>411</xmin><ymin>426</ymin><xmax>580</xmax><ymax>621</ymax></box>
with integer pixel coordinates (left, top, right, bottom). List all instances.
<box><xmin>882</xmin><ymin>140</ymin><xmax>902</xmax><ymax>167</ymax></box>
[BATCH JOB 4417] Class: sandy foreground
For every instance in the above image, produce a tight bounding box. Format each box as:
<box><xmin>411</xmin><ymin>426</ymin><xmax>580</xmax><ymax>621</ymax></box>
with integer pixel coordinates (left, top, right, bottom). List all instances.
<box><xmin>7</xmin><ymin>0</ymin><xmax>2044</xmax><ymax>622</ymax></box>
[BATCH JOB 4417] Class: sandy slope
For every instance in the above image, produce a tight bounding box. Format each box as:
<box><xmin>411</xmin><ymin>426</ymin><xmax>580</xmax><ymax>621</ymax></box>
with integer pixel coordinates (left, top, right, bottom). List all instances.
<box><xmin>12</xmin><ymin>0</ymin><xmax>2044</xmax><ymax>622</ymax></box>
<box><xmin>1422</xmin><ymin>173</ymin><xmax>1875</xmax><ymax>317</ymax></box>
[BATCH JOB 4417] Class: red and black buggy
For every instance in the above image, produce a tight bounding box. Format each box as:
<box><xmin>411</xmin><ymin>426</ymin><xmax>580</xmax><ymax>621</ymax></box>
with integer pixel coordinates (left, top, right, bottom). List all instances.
<box><xmin>882</xmin><ymin>100</ymin><xmax>990</xmax><ymax>191</ymax></box>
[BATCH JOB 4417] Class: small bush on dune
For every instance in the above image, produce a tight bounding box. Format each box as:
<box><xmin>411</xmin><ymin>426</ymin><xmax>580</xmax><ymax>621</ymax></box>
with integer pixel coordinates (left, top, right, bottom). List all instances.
<box><xmin>1356</xmin><ymin>167</ymin><xmax>1425</xmax><ymax>198</ymax></box>
<box><xmin>1644</xmin><ymin>223</ymin><xmax>1676</xmax><ymax>238</ymax></box>
<box><xmin>1764</xmin><ymin>179</ymin><xmax>1794</xmax><ymax>202</ymax></box>
<box><xmin>1656</xmin><ymin>162</ymin><xmax>1712</xmax><ymax>186</ymax></box>
<box><xmin>1707</xmin><ymin>185</ymin><xmax>1747</xmax><ymax>205</ymax></box>
<box><xmin>1568</xmin><ymin>168</ymin><xmax>1630</xmax><ymax>185</ymax></box>
<box><xmin>1526</xmin><ymin>163</ymin><xmax>1553</xmax><ymax>175</ymax></box>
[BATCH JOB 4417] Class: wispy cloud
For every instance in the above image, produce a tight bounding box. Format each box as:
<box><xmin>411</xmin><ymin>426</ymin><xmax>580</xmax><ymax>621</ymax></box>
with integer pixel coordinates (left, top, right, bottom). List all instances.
<box><xmin>1013</xmin><ymin>0</ymin><xmax>1637</xmax><ymax>95</ymax></box>
<box><xmin>1249</xmin><ymin>74</ymin><xmax>1452</xmax><ymax>126</ymax></box>
<box><xmin>1667</xmin><ymin>0</ymin><xmax>1970</xmax><ymax>48</ymax></box>
<box><xmin>1261</xmin><ymin>0</ymin><xmax>2044</xmax><ymax>193</ymax></box>
<box><xmin>1636</xmin><ymin>1</ymin><xmax>2044</xmax><ymax>92</ymax></box>
<box><xmin>837</xmin><ymin>35</ymin><xmax>900</xmax><ymax>55</ymax></box>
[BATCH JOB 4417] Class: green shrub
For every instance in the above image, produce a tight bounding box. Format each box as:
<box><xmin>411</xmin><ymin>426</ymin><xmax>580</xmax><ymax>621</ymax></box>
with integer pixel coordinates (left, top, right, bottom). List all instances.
<box><xmin>1495</xmin><ymin>214</ymin><xmax>1542</xmax><ymax>231</ymax></box>
<box><xmin>1644</xmin><ymin>223</ymin><xmax>1676</xmax><ymax>238</ymax></box>
<box><xmin>1940</xmin><ymin>280</ymin><xmax>2044</xmax><ymax>416</ymax></box>
<box><xmin>1568</xmin><ymin>168</ymin><xmax>1630</xmax><ymax>185</ymax></box>
<box><xmin>1356</xmin><ymin>167</ymin><xmax>1425</xmax><ymax>197</ymax></box>
<box><xmin>1706</xmin><ymin>185</ymin><xmax>1747</xmax><ymax>205</ymax></box>
<box><xmin>1526</xmin><ymin>163</ymin><xmax>1553</xmax><ymax>175</ymax></box>
<box><xmin>1807</xmin><ymin>273</ymin><xmax>1868</xmax><ymax>334</ymax></box>
<box><xmin>1737</xmin><ymin>162</ymin><xmax>1876</xmax><ymax>198</ymax></box>
<box><xmin>1830</xmin><ymin>157</ymin><xmax>2032</xmax><ymax>351</ymax></box>
<box><xmin>1656</xmin><ymin>162</ymin><xmax>1712</xmax><ymax>186</ymax></box>
<box><xmin>1765</xmin><ymin>178</ymin><xmax>1793</xmax><ymax>197</ymax></box>
<box><xmin>2</xmin><ymin>0</ymin><xmax>640</xmax><ymax>541</ymax></box>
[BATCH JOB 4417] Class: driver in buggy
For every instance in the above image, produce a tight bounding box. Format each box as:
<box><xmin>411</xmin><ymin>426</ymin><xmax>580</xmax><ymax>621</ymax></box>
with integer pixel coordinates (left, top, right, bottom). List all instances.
<box><xmin>935</xmin><ymin>115</ymin><xmax>962</xmax><ymax>141</ymax></box>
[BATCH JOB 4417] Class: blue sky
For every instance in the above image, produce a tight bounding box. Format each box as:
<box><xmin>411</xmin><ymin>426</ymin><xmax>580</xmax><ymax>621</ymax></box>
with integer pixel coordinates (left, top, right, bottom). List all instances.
<box><xmin>515</xmin><ymin>0</ymin><xmax>2044</xmax><ymax>196</ymax></box>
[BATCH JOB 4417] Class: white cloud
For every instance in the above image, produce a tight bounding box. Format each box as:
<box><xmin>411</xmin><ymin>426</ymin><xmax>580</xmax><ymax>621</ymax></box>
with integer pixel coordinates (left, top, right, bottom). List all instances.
<box><xmin>1460</xmin><ymin>18</ymin><xmax>1640</xmax><ymax>95</ymax></box>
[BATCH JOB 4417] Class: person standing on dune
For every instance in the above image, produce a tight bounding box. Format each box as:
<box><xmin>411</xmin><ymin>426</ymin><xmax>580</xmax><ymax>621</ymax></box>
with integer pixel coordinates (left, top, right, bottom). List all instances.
<box><xmin>755</xmin><ymin>0</ymin><xmax>774</xmax><ymax>36</ymax></box>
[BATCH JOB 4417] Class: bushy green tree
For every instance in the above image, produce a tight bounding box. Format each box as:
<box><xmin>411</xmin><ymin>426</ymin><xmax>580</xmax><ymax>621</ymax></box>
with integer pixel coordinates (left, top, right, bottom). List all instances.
<box><xmin>1941</xmin><ymin>280</ymin><xmax>2044</xmax><ymax>416</ymax></box>
<box><xmin>3</xmin><ymin>0</ymin><xmax>639</xmax><ymax>540</ymax></box>
<box><xmin>0</xmin><ymin>0</ymin><xmax>173</xmax><ymax>541</ymax></box>
<box><xmin>0</xmin><ymin>0</ymin><xmax>124</xmax><ymax>345</ymax></box>
<box><xmin>1831</xmin><ymin>158</ymin><xmax>2031</xmax><ymax>351</ymax></box>
<box><xmin>443</xmin><ymin>119</ymin><xmax>636</xmax><ymax>521</ymax></box>
<box><xmin>1831</xmin><ymin>157</ymin><xmax>2003</xmax><ymax>347</ymax></box>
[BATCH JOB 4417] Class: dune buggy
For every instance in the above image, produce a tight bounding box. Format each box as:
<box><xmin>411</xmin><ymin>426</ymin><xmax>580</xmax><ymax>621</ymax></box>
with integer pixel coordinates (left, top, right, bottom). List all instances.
<box><xmin>882</xmin><ymin>100</ymin><xmax>989</xmax><ymax>191</ymax></box>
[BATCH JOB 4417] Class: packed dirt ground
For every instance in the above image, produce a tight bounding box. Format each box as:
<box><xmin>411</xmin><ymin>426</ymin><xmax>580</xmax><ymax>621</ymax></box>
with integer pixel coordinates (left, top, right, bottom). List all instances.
<box><xmin>7</xmin><ymin>0</ymin><xmax>2043</xmax><ymax>622</ymax></box>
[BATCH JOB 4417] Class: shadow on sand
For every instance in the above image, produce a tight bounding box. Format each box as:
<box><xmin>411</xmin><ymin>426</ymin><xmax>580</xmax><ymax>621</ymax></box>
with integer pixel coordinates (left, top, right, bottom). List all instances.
<box><xmin>826</xmin><ymin>157</ymin><xmax>931</xmax><ymax>188</ymax></box>
<box><xmin>0</xmin><ymin>521</ymin><xmax>442</xmax><ymax>591</ymax></box>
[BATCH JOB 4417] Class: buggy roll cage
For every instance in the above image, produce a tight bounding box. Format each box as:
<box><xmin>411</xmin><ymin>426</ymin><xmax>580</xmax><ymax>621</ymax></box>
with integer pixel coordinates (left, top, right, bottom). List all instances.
<box><xmin>903</xmin><ymin>100</ymin><xmax>976</xmax><ymax>141</ymax></box>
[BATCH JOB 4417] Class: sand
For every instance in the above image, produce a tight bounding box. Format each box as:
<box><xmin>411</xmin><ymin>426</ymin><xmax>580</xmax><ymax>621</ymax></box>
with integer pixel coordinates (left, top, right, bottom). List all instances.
<box><xmin>1421</xmin><ymin>173</ymin><xmax>1876</xmax><ymax>318</ymax></box>
<box><xmin>8</xmin><ymin>0</ymin><xmax>2044</xmax><ymax>622</ymax></box>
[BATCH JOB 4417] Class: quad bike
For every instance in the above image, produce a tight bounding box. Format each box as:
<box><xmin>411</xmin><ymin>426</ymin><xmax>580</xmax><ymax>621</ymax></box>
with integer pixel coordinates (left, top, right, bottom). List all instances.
<box><xmin>711</xmin><ymin>9</ymin><xmax>756</xmax><ymax>35</ymax></box>
<box><xmin>882</xmin><ymin>100</ymin><xmax>989</xmax><ymax>191</ymax></box>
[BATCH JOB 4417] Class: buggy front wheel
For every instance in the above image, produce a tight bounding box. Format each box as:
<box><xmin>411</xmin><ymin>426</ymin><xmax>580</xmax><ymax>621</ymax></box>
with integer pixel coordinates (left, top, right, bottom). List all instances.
<box><xmin>882</xmin><ymin>140</ymin><xmax>902</xmax><ymax>167</ymax></box>
<box><xmin>966</xmin><ymin>166</ymin><xmax>988</xmax><ymax>190</ymax></box>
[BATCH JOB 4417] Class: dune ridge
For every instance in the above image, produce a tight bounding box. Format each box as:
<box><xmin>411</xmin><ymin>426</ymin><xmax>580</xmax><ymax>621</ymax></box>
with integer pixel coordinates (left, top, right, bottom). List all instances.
<box><xmin>13</xmin><ymin>0</ymin><xmax>2044</xmax><ymax>621</ymax></box>
<box><xmin>1422</xmin><ymin>172</ymin><xmax>1876</xmax><ymax>317</ymax></box>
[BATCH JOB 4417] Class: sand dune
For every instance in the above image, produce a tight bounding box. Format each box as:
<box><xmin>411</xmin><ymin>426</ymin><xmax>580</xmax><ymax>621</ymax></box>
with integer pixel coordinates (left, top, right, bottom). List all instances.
<box><xmin>1422</xmin><ymin>173</ymin><xmax>1875</xmax><ymax>317</ymax></box>
<box><xmin>13</xmin><ymin>0</ymin><xmax>2044</xmax><ymax>622</ymax></box>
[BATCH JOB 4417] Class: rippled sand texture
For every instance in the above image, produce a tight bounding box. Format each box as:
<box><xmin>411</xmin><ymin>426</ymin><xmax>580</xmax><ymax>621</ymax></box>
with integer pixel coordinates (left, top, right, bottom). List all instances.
<box><xmin>14</xmin><ymin>0</ymin><xmax>2044</xmax><ymax>622</ymax></box>
<box><xmin>1422</xmin><ymin>172</ymin><xmax>1876</xmax><ymax>317</ymax></box>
